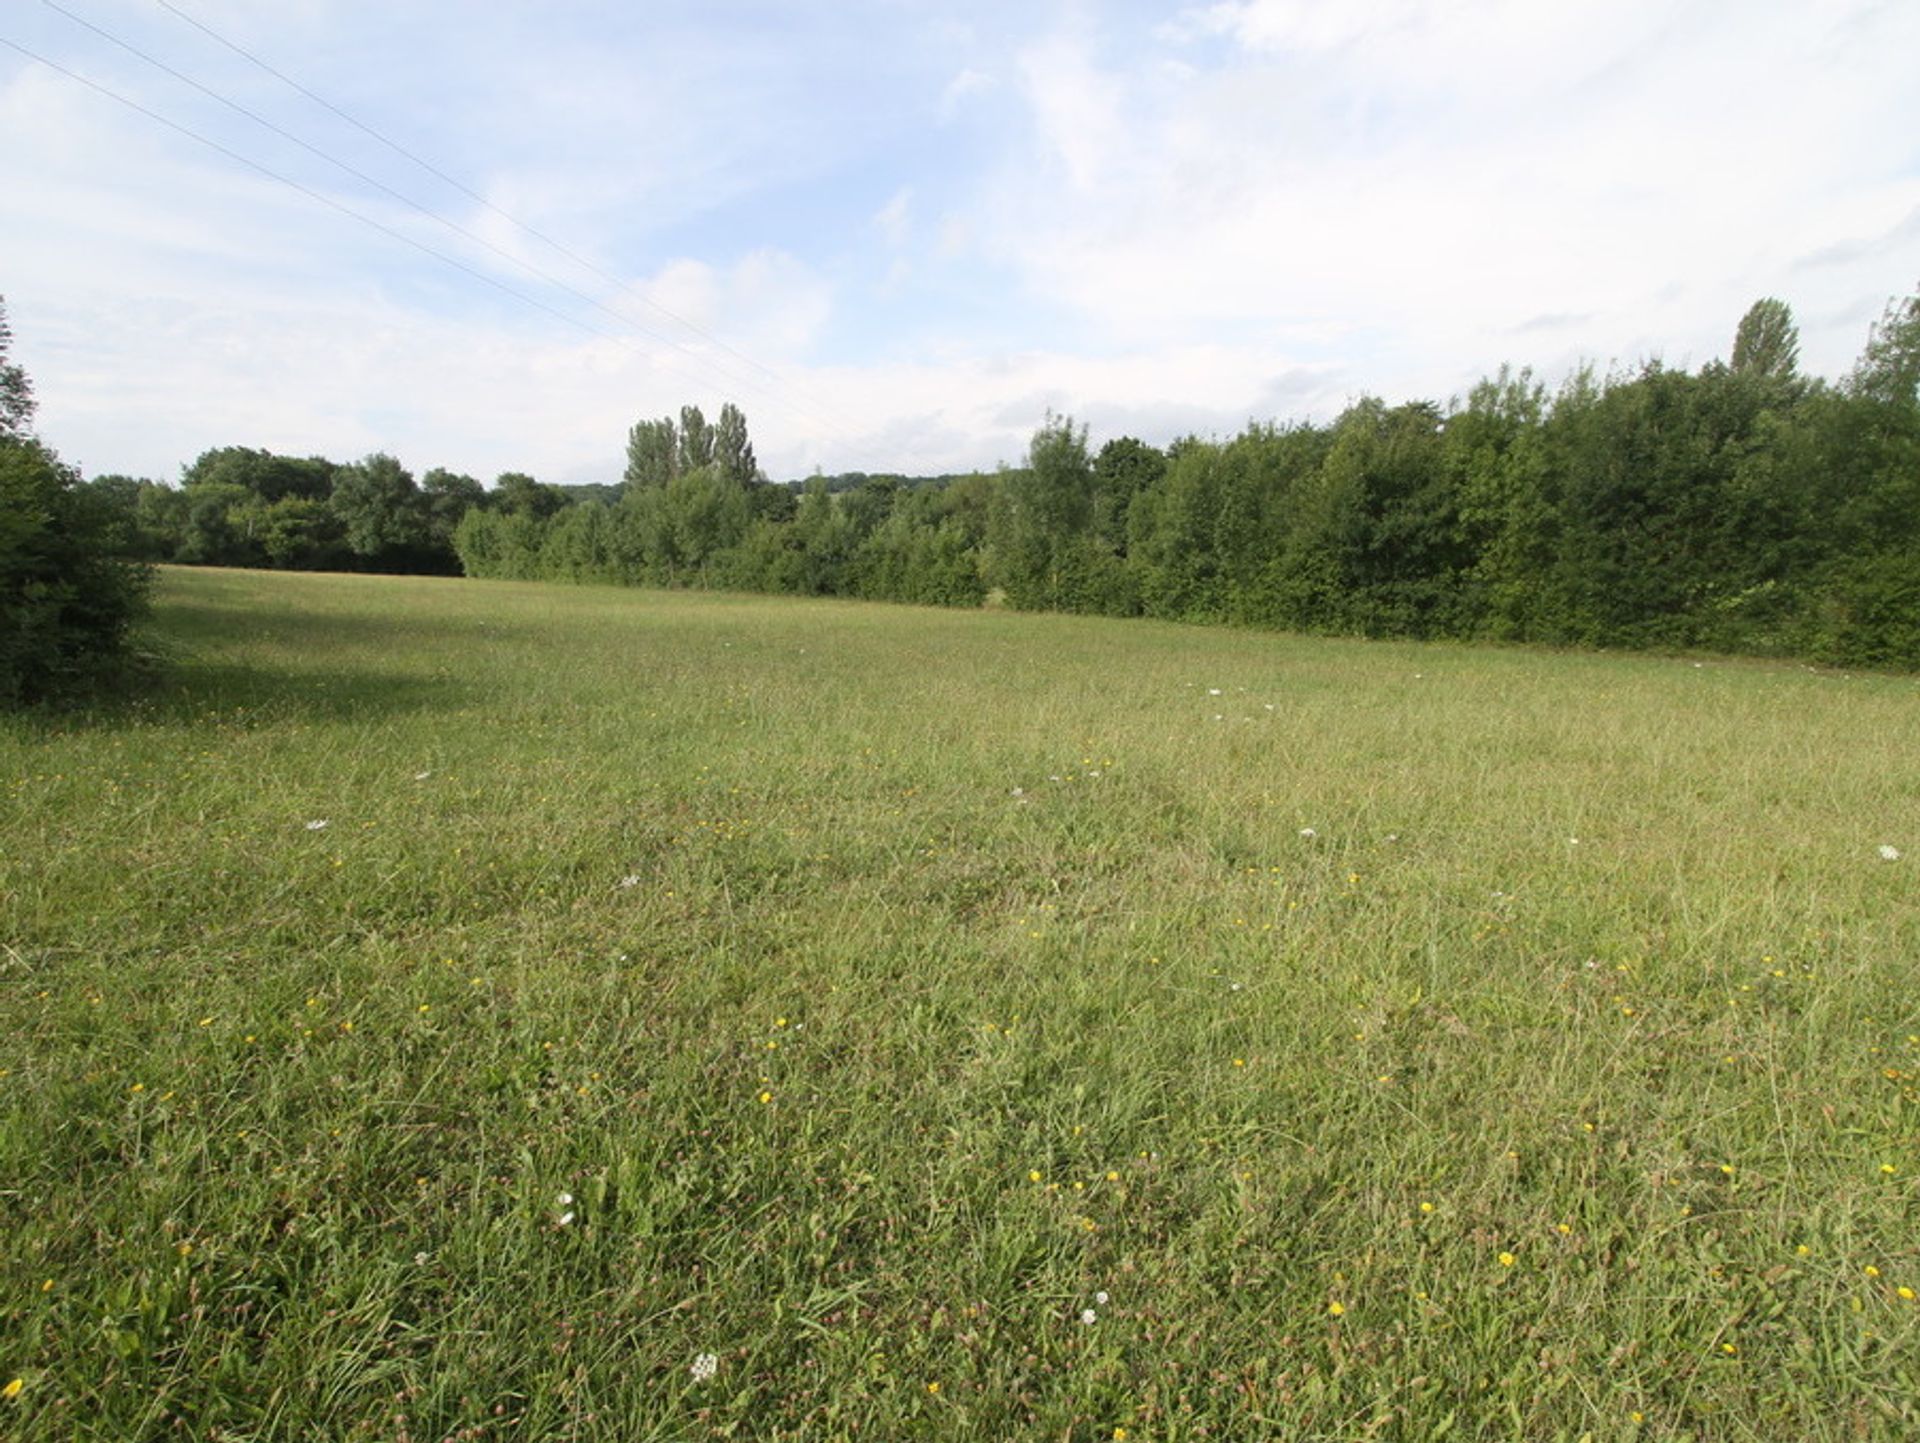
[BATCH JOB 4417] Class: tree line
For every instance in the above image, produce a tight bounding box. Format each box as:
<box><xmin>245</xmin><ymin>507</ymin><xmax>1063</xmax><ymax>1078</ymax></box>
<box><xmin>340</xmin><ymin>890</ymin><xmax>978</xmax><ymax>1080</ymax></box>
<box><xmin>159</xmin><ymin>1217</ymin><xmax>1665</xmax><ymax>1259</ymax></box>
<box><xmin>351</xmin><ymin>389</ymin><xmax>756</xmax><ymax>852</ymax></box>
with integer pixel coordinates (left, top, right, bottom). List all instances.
<box><xmin>84</xmin><ymin>448</ymin><xmax>574</xmax><ymax>576</ymax></box>
<box><xmin>9</xmin><ymin>286</ymin><xmax>1919</xmax><ymax>706</ymax></box>
<box><xmin>455</xmin><ymin>292</ymin><xmax>1920</xmax><ymax>669</ymax></box>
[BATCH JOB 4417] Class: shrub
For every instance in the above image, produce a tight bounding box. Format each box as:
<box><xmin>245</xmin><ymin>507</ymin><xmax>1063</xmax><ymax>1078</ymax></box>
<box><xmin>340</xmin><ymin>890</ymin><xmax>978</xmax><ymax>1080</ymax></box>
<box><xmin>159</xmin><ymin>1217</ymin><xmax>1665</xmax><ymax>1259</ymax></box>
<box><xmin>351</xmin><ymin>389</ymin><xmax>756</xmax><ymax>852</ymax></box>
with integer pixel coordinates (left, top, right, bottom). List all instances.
<box><xmin>1</xmin><ymin>297</ymin><xmax>154</xmax><ymax>705</ymax></box>
<box><xmin>0</xmin><ymin>438</ymin><xmax>154</xmax><ymax>704</ymax></box>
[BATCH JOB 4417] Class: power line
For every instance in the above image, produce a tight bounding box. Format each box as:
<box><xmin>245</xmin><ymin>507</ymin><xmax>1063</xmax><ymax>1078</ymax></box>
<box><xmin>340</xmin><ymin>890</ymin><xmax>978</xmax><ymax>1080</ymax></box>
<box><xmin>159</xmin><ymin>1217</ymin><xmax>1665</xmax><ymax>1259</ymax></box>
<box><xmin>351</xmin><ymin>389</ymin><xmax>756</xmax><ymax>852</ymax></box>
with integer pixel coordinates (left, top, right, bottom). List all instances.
<box><xmin>147</xmin><ymin>0</ymin><xmax>902</xmax><ymax>460</ymax></box>
<box><xmin>37</xmin><ymin>0</ymin><xmax>851</xmax><ymax>441</ymax></box>
<box><xmin>1</xmin><ymin>36</ymin><xmax>632</xmax><ymax>349</ymax></box>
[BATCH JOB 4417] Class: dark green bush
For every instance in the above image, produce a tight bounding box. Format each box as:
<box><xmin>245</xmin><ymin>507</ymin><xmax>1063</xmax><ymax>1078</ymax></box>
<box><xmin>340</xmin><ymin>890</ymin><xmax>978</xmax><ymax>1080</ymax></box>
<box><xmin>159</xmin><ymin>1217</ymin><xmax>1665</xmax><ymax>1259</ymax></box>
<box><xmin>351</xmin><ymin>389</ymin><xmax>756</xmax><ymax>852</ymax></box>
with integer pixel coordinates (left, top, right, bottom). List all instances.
<box><xmin>0</xmin><ymin>437</ymin><xmax>153</xmax><ymax>705</ymax></box>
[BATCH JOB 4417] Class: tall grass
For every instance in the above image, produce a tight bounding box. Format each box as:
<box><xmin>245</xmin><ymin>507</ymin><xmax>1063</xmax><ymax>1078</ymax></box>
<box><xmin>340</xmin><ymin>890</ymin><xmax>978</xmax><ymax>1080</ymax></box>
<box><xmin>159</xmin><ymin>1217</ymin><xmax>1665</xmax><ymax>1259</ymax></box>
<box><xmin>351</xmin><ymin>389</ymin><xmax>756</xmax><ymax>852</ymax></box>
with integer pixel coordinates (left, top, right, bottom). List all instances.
<box><xmin>2</xmin><ymin>566</ymin><xmax>1916</xmax><ymax>1440</ymax></box>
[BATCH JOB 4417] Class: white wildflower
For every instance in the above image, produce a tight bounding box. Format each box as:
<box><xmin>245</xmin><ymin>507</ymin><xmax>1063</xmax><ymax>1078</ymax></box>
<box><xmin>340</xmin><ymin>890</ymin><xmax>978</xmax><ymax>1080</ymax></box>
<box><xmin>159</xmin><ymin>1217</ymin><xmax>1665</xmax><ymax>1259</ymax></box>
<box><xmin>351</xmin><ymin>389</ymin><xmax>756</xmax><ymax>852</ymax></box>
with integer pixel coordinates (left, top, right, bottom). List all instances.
<box><xmin>558</xmin><ymin>1211</ymin><xmax>575</xmax><ymax>1227</ymax></box>
<box><xmin>1080</xmin><ymin>1308</ymin><xmax>1097</xmax><ymax>1325</ymax></box>
<box><xmin>413</xmin><ymin>1251</ymin><xmax>430</xmax><ymax>1265</ymax></box>
<box><xmin>556</xmin><ymin>1192</ymin><xmax>573</xmax><ymax>1206</ymax></box>
<box><xmin>618</xmin><ymin>874</ymin><xmax>642</xmax><ymax>888</ymax></box>
<box><xmin>1299</xmin><ymin>828</ymin><xmax>1316</xmax><ymax>839</ymax></box>
<box><xmin>1880</xmin><ymin>844</ymin><xmax>1901</xmax><ymax>862</ymax></box>
<box><xmin>1010</xmin><ymin>787</ymin><xmax>1025</xmax><ymax>797</ymax></box>
<box><xmin>690</xmin><ymin>1351</ymin><xmax>719</xmax><ymax>1382</ymax></box>
<box><xmin>305</xmin><ymin>819</ymin><xmax>329</xmax><ymax>831</ymax></box>
<box><xmin>1095</xmin><ymin>1290</ymin><xmax>1110</xmax><ymax>1305</ymax></box>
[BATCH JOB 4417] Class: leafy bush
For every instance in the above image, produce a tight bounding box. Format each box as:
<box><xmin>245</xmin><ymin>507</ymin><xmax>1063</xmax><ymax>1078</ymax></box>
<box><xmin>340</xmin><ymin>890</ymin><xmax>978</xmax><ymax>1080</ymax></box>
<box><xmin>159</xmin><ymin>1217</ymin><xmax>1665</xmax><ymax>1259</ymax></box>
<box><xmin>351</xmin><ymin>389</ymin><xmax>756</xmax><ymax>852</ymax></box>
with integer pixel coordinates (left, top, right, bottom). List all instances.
<box><xmin>0</xmin><ymin>437</ymin><xmax>153</xmax><ymax>704</ymax></box>
<box><xmin>1</xmin><ymin>298</ymin><xmax>153</xmax><ymax>706</ymax></box>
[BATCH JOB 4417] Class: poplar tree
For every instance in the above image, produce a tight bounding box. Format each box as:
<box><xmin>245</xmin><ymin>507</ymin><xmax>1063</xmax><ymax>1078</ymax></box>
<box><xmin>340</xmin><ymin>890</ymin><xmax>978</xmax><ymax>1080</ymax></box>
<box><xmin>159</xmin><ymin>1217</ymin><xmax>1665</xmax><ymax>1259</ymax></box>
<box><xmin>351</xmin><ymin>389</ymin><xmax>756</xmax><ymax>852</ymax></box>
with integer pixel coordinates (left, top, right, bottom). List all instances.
<box><xmin>1731</xmin><ymin>298</ymin><xmax>1800</xmax><ymax>381</ymax></box>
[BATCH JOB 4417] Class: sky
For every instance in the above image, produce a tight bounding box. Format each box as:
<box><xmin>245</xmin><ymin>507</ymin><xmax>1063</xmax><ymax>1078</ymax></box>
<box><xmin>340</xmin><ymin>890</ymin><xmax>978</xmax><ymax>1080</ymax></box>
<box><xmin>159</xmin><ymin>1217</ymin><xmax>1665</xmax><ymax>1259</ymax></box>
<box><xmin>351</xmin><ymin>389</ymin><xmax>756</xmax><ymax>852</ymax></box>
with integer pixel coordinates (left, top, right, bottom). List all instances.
<box><xmin>3</xmin><ymin>0</ymin><xmax>1918</xmax><ymax>487</ymax></box>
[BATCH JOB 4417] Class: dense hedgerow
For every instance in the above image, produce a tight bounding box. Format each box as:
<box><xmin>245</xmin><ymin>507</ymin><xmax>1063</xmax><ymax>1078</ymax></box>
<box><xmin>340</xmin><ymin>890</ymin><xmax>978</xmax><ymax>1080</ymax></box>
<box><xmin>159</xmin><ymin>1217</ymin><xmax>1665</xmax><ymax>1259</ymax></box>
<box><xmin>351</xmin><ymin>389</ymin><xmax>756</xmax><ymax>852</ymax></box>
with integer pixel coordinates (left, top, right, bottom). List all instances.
<box><xmin>450</xmin><ymin>291</ymin><xmax>1920</xmax><ymax>671</ymax></box>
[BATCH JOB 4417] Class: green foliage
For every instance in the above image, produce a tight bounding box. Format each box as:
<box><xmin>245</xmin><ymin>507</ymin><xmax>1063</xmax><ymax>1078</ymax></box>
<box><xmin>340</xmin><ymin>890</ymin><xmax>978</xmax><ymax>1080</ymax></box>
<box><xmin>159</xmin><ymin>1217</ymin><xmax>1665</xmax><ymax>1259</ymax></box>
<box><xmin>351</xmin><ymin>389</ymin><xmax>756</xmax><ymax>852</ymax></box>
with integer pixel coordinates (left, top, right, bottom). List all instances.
<box><xmin>330</xmin><ymin>453</ymin><xmax>443</xmax><ymax>571</ymax></box>
<box><xmin>1447</xmin><ymin>368</ymin><xmax>1559</xmax><ymax>639</ymax></box>
<box><xmin>987</xmin><ymin>413</ymin><xmax>1104</xmax><ymax>610</ymax></box>
<box><xmin>0</xmin><ymin>297</ymin><xmax>34</xmax><ymax>444</ymax></box>
<box><xmin>491</xmin><ymin>470</ymin><xmax>563</xmax><ymax>520</ymax></box>
<box><xmin>1</xmin><ymin>439</ymin><xmax>151</xmax><ymax>703</ymax></box>
<box><xmin>677</xmin><ymin>404</ymin><xmax>715</xmax><ymax>473</ymax></box>
<box><xmin>182</xmin><ymin>445</ymin><xmax>336</xmax><ymax>503</ymax></box>
<box><xmin>713</xmin><ymin>401</ymin><xmax>757</xmax><ymax>486</ymax></box>
<box><xmin>0</xmin><ymin>297</ymin><xmax>152</xmax><ymax>705</ymax></box>
<box><xmin>254</xmin><ymin>495</ymin><xmax>349</xmax><ymax>570</ymax></box>
<box><xmin>102</xmin><ymin>442</ymin><xmax>488</xmax><ymax>578</ymax></box>
<box><xmin>1848</xmin><ymin>284</ymin><xmax>1920</xmax><ymax>407</ymax></box>
<box><xmin>1092</xmin><ymin>436</ymin><xmax>1166</xmax><ymax>550</ymax></box>
<box><xmin>421</xmin><ymin>468</ymin><xmax>487</xmax><ymax>555</ymax></box>
<box><xmin>81</xmin><ymin>298</ymin><xmax>1920</xmax><ymax>671</ymax></box>
<box><xmin>1731</xmin><ymin>297</ymin><xmax>1800</xmax><ymax>381</ymax></box>
<box><xmin>624</xmin><ymin>416</ymin><xmax>678</xmax><ymax>489</ymax></box>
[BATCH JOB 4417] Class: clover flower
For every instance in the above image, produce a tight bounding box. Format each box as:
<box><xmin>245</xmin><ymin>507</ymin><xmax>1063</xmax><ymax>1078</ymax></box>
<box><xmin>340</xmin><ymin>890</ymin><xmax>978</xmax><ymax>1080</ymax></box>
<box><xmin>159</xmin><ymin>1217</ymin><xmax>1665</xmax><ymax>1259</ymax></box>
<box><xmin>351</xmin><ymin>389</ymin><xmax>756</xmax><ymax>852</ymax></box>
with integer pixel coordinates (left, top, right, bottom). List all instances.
<box><xmin>1880</xmin><ymin>845</ymin><xmax>1901</xmax><ymax>862</ymax></box>
<box><xmin>690</xmin><ymin>1352</ymin><xmax>718</xmax><ymax>1382</ymax></box>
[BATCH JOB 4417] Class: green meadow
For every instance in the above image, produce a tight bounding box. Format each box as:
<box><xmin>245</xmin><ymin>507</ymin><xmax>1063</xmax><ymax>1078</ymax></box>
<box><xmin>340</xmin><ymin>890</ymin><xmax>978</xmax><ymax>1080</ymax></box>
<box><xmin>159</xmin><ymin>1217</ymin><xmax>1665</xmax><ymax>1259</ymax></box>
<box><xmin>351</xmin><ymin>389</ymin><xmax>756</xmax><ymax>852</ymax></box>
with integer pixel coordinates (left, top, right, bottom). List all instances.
<box><xmin>3</xmin><ymin>566</ymin><xmax>1917</xmax><ymax>1441</ymax></box>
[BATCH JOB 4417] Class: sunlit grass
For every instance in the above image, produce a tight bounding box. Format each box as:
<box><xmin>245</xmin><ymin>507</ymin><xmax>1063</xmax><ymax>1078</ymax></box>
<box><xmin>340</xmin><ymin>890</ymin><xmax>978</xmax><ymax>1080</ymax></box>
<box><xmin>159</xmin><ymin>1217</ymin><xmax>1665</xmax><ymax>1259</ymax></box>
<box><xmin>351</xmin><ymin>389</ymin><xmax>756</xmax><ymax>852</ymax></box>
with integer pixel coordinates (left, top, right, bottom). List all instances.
<box><xmin>2</xmin><ymin>566</ymin><xmax>1916</xmax><ymax>1439</ymax></box>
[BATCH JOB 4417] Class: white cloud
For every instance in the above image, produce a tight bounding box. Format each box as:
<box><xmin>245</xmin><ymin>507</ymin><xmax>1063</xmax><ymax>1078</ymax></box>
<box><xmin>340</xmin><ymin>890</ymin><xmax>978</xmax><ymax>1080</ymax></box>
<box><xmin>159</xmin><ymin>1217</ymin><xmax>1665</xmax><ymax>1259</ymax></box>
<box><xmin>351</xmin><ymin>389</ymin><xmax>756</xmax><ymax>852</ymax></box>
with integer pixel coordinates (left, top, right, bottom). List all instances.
<box><xmin>633</xmin><ymin>249</ymin><xmax>831</xmax><ymax>364</ymax></box>
<box><xmin>4</xmin><ymin>0</ymin><xmax>1917</xmax><ymax>492</ymax></box>
<box><xmin>939</xmin><ymin>66</ymin><xmax>995</xmax><ymax>119</ymax></box>
<box><xmin>1014</xmin><ymin>35</ymin><xmax>1123</xmax><ymax>192</ymax></box>
<box><xmin>874</xmin><ymin>187</ymin><xmax>913</xmax><ymax>248</ymax></box>
<box><xmin>988</xmin><ymin>0</ymin><xmax>1920</xmax><ymax>389</ymax></box>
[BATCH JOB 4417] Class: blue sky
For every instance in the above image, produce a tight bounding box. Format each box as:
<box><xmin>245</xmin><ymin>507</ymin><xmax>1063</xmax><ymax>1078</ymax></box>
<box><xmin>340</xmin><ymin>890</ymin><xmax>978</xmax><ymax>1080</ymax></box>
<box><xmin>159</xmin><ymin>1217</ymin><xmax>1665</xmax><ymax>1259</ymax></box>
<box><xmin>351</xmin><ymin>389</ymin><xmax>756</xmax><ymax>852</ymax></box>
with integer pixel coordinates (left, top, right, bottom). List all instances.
<box><xmin>4</xmin><ymin>0</ymin><xmax>1918</xmax><ymax>485</ymax></box>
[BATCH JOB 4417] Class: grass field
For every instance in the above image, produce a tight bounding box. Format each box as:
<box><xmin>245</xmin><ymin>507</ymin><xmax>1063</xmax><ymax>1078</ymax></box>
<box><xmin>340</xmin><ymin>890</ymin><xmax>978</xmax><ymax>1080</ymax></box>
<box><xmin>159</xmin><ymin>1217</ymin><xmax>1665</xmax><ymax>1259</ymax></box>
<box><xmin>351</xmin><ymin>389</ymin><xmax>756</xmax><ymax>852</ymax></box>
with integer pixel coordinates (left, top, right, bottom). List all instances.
<box><xmin>3</xmin><ymin>566</ymin><xmax>1917</xmax><ymax>1441</ymax></box>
